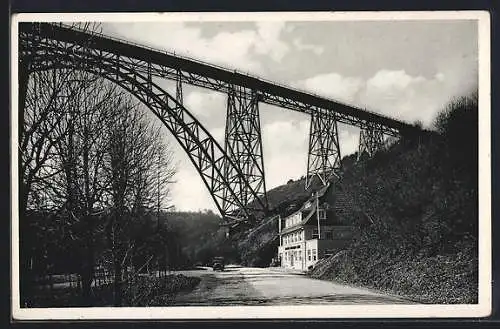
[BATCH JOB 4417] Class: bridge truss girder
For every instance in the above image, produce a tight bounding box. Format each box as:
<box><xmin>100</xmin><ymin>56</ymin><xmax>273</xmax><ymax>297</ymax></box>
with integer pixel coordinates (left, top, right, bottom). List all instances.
<box><xmin>358</xmin><ymin>122</ymin><xmax>387</xmax><ymax>160</ymax></box>
<box><xmin>223</xmin><ymin>86</ymin><xmax>268</xmax><ymax>219</ymax></box>
<box><xmin>19</xmin><ymin>25</ymin><xmax>268</xmax><ymax>221</ymax></box>
<box><xmin>306</xmin><ymin>111</ymin><xmax>342</xmax><ymax>190</ymax></box>
<box><xmin>18</xmin><ymin>24</ymin><xmax>408</xmax><ymax>139</ymax></box>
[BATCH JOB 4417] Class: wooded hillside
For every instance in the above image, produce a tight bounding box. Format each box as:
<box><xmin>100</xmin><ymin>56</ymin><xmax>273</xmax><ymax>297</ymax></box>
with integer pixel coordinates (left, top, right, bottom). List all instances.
<box><xmin>309</xmin><ymin>92</ymin><xmax>478</xmax><ymax>304</ymax></box>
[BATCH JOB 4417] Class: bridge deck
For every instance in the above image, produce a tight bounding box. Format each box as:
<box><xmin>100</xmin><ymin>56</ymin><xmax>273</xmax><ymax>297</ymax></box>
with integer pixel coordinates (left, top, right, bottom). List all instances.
<box><xmin>19</xmin><ymin>22</ymin><xmax>420</xmax><ymax>136</ymax></box>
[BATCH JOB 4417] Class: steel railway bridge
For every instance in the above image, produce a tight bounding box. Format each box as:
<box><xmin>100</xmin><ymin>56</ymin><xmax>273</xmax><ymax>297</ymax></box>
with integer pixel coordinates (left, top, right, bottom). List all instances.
<box><xmin>18</xmin><ymin>22</ymin><xmax>422</xmax><ymax>225</ymax></box>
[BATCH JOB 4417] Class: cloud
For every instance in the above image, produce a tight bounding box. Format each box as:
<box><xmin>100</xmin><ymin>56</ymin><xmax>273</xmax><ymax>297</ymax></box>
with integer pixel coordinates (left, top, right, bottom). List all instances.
<box><xmin>292</xmin><ymin>38</ymin><xmax>324</xmax><ymax>55</ymax></box>
<box><xmin>103</xmin><ymin>21</ymin><xmax>290</xmax><ymax>76</ymax></box>
<box><xmin>339</xmin><ymin>127</ymin><xmax>360</xmax><ymax>156</ymax></box>
<box><xmin>184</xmin><ymin>90</ymin><xmax>226</xmax><ymax>121</ymax></box>
<box><xmin>295</xmin><ymin>69</ymin><xmax>467</xmax><ymax>128</ymax></box>
<box><xmin>366</xmin><ymin>70</ymin><xmax>424</xmax><ymax>91</ymax></box>
<box><xmin>208</xmin><ymin>127</ymin><xmax>225</xmax><ymax>146</ymax></box>
<box><xmin>361</xmin><ymin>69</ymin><xmax>450</xmax><ymax>126</ymax></box>
<box><xmin>294</xmin><ymin>73</ymin><xmax>364</xmax><ymax>103</ymax></box>
<box><xmin>261</xmin><ymin>119</ymin><xmax>310</xmax><ymax>188</ymax></box>
<box><xmin>170</xmin><ymin>168</ymin><xmax>216</xmax><ymax>212</ymax></box>
<box><xmin>254</xmin><ymin>21</ymin><xmax>290</xmax><ymax>62</ymax></box>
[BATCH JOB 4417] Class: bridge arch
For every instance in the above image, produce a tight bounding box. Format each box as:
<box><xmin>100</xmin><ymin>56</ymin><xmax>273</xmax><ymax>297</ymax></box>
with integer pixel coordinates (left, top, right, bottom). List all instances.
<box><xmin>19</xmin><ymin>38</ymin><xmax>268</xmax><ymax>220</ymax></box>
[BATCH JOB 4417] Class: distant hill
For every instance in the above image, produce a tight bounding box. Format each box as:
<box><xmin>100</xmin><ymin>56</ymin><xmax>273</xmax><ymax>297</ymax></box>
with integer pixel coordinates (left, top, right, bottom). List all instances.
<box><xmin>162</xmin><ymin>211</ymin><xmax>240</xmax><ymax>266</ymax></box>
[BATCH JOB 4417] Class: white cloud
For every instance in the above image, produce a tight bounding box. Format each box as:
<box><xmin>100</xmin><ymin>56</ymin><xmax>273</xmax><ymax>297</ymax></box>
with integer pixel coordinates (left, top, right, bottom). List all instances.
<box><xmin>366</xmin><ymin>70</ymin><xmax>416</xmax><ymax>91</ymax></box>
<box><xmin>435</xmin><ymin>72</ymin><xmax>446</xmax><ymax>82</ymax></box>
<box><xmin>208</xmin><ymin>127</ymin><xmax>225</xmax><ymax>146</ymax></box>
<box><xmin>294</xmin><ymin>69</ymin><xmax>460</xmax><ymax>128</ymax></box>
<box><xmin>254</xmin><ymin>21</ymin><xmax>289</xmax><ymax>62</ymax></box>
<box><xmin>261</xmin><ymin>119</ymin><xmax>310</xmax><ymax>188</ymax></box>
<box><xmin>339</xmin><ymin>128</ymin><xmax>360</xmax><ymax>156</ymax></box>
<box><xmin>170</xmin><ymin>168</ymin><xmax>217</xmax><ymax>212</ymax></box>
<box><xmin>294</xmin><ymin>73</ymin><xmax>363</xmax><ymax>103</ymax></box>
<box><xmin>292</xmin><ymin>38</ymin><xmax>324</xmax><ymax>55</ymax></box>
<box><xmin>184</xmin><ymin>90</ymin><xmax>226</xmax><ymax>120</ymax></box>
<box><xmin>361</xmin><ymin>69</ymin><xmax>448</xmax><ymax>126</ymax></box>
<box><xmin>104</xmin><ymin>21</ymin><xmax>290</xmax><ymax>76</ymax></box>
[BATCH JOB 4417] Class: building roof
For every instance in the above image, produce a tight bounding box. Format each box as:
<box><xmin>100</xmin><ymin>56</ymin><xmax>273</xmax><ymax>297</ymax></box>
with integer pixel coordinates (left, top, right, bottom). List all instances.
<box><xmin>279</xmin><ymin>182</ymin><xmax>339</xmax><ymax>234</ymax></box>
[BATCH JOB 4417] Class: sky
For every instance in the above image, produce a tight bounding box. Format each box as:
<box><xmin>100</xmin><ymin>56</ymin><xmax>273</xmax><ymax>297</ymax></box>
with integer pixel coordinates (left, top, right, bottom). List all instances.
<box><xmin>99</xmin><ymin>19</ymin><xmax>478</xmax><ymax>213</ymax></box>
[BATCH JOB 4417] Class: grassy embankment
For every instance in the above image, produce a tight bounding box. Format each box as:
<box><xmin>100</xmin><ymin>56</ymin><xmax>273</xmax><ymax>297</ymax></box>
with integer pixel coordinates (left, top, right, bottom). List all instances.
<box><xmin>30</xmin><ymin>274</ymin><xmax>201</xmax><ymax>307</ymax></box>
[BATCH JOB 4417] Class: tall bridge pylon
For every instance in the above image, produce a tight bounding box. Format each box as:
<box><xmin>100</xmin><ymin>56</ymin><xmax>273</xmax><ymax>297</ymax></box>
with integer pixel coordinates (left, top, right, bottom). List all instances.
<box><xmin>306</xmin><ymin>111</ymin><xmax>342</xmax><ymax>189</ymax></box>
<box><xmin>18</xmin><ymin>22</ymin><xmax>268</xmax><ymax>221</ymax></box>
<box><xmin>358</xmin><ymin>122</ymin><xmax>387</xmax><ymax>160</ymax></box>
<box><xmin>224</xmin><ymin>85</ymin><xmax>267</xmax><ymax>218</ymax></box>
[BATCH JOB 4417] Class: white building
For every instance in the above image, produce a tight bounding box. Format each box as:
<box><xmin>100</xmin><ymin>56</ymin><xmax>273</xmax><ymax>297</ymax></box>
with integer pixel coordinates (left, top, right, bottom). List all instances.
<box><xmin>277</xmin><ymin>184</ymin><xmax>353</xmax><ymax>271</ymax></box>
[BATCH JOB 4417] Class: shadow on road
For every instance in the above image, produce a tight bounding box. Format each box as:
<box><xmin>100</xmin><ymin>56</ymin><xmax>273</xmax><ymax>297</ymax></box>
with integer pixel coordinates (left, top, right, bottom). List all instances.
<box><xmin>171</xmin><ymin>293</ymin><xmax>413</xmax><ymax>306</ymax></box>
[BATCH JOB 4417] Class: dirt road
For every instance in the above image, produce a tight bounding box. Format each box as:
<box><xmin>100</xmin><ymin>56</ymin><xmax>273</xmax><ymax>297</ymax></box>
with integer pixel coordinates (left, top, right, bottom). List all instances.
<box><xmin>172</xmin><ymin>265</ymin><xmax>413</xmax><ymax>306</ymax></box>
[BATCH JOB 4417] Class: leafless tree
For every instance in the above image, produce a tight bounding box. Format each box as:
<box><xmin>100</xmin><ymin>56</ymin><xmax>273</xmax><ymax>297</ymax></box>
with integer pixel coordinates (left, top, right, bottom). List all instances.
<box><xmin>42</xmin><ymin>72</ymin><xmax>121</xmax><ymax>302</ymax></box>
<box><xmin>104</xmin><ymin>100</ymin><xmax>176</xmax><ymax>305</ymax></box>
<box><xmin>18</xmin><ymin>22</ymin><xmax>107</xmax><ymax>306</ymax></box>
<box><xmin>20</xmin><ymin>22</ymin><xmax>177</xmax><ymax>306</ymax></box>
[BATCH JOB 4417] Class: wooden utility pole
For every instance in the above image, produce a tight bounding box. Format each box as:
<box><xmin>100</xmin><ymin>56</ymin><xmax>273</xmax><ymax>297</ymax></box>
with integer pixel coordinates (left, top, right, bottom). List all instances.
<box><xmin>316</xmin><ymin>193</ymin><xmax>321</xmax><ymax>240</ymax></box>
<box><xmin>278</xmin><ymin>215</ymin><xmax>282</xmax><ymax>246</ymax></box>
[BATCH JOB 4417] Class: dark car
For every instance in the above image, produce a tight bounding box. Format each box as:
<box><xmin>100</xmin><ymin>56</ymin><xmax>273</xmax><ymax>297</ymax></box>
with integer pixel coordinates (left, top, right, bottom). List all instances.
<box><xmin>212</xmin><ymin>257</ymin><xmax>225</xmax><ymax>271</ymax></box>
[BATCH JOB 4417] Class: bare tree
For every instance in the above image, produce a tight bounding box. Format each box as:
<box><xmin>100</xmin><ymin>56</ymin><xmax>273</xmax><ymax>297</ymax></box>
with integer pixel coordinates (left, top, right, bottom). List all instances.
<box><xmin>18</xmin><ymin>22</ymin><xmax>108</xmax><ymax>306</ymax></box>
<box><xmin>104</xmin><ymin>100</ymin><xmax>176</xmax><ymax>305</ymax></box>
<box><xmin>18</xmin><ymin>67</ymin><xmax>90</xmax><ymax>306</ymax></box>
<box><xmin>37</xmin><ymin>72</ymin><xmax>122</xmax><ymax>303</ymax></box>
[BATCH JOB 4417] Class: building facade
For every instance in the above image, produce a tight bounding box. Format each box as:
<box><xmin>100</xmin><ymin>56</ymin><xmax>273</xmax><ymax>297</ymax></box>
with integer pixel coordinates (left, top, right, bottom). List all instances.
<box><xmin>276</xmin><ymin>185</ymin><xmax>353</xmax><ymax>271</ymax></box>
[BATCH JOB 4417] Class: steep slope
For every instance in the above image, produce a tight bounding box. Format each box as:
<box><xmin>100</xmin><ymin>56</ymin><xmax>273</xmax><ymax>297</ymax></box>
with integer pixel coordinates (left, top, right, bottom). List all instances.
<box><xmin>234</xmin><ymin>176</ymin><xmax>325</xmax><ymax>266</ymax></box>
<box><xmin>309</xmin><ymin>93</ymin><xmax>478</xmax><ymax>304</ymax></box>
<box><xmin>233</xmin><ymin>93</ymin><xmax>478</xmax><ymax>304</ymax></box>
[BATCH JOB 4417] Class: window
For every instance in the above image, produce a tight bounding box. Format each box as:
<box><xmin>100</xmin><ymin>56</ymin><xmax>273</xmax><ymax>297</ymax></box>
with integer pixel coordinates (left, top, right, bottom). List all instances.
<box><xmin>298</xmin><ymin>250</ymin><xmax>302</xmax><ymax>260</ymax></box>
<box><xmin>312</xmin><ymin>229</ymin><xmax>319</xmax><ymax>239</ymax></box>
<box><xmin>318</xmin><ymin>209</ymin><xmax>327</xmax><ymax>220</ymax></box>
<box><xmin>312</xmin><ymin>249</ymin><xmax>317</xmax><ymax>261</ymax></box>
<box><xmin>307</xmin><ymin>249</ymin><xmax>311</xmax><ymax>261</ymax></box>
<box><xmin>325</xmin><ymin>231</ymin><xmax>333</xmax><ymax>240</ymax></box>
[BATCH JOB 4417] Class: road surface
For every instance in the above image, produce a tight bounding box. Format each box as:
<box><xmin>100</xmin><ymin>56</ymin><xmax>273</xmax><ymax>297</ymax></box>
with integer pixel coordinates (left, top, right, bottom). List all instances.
<box><xmin>172</xmin><ymin>265</ymin><xmax>413</xmax><ymax>306</ymax></box>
